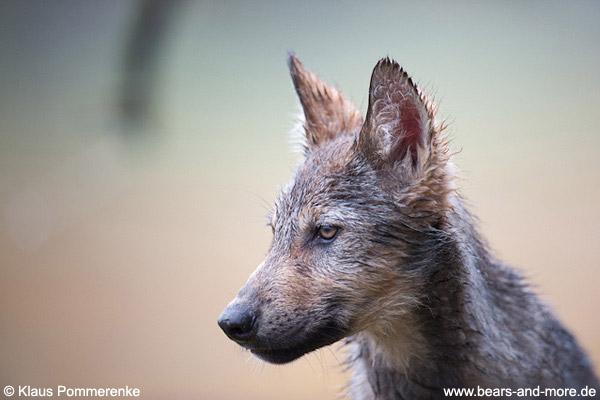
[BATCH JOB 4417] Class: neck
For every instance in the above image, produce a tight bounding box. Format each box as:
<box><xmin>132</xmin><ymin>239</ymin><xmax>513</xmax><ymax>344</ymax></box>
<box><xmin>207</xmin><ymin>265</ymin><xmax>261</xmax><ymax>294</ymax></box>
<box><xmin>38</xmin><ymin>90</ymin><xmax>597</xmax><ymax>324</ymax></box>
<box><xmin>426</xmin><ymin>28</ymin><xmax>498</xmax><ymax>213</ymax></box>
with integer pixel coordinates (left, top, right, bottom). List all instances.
<box><xmin>349</xmin><ymin>197</ymin><xmax>507</xmax><ymax>398</ymax></box>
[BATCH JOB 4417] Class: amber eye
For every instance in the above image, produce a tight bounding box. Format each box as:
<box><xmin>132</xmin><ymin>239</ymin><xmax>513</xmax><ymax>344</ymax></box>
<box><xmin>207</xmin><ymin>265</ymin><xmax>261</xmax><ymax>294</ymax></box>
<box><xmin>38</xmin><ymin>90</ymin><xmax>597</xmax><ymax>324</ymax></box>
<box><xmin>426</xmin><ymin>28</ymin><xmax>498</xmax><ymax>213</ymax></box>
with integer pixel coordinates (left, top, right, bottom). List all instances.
<box><xmin>317</xmin><ymin>225</ymin><xmax>338</xmax><ymax>241</ymax></box>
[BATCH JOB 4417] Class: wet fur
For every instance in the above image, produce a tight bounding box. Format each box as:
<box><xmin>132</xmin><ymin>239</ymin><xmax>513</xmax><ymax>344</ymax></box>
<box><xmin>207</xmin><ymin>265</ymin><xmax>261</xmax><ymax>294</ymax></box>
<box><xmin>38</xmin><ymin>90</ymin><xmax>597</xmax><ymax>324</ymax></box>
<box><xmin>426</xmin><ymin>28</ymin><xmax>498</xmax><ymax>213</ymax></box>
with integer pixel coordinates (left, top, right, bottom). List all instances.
<box><xmin>220</xmin><ymin>54</ymin><xmax>599</xmax><ymax>399</ymax></box>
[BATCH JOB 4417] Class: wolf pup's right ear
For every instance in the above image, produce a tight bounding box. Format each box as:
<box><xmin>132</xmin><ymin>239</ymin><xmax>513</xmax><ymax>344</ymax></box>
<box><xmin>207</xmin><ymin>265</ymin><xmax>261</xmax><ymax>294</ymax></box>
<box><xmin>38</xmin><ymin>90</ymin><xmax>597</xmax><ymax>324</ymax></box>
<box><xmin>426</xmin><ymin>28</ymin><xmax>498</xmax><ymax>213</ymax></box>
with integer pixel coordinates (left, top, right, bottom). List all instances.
<box><xmin>358</xmin><ymin>58</ymin><xmax>437</xmax><ymax>172</ymax></box>
<box><xmin>287</xmin><ymin>53</ymin><xmax>362</xmax><ymax>153</ymax></box>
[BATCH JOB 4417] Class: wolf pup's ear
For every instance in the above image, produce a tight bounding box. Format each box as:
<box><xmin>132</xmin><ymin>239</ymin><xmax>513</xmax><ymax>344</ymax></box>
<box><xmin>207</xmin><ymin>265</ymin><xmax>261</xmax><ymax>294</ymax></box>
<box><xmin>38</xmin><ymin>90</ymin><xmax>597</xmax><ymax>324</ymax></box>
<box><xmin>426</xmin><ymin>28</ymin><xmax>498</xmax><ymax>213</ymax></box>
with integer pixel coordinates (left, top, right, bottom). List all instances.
<box><xmin>288</xmin><ymin>53</ymin><xmax>362</xmax><ymax>152</ymax></box>
<box><xmin>359</xmin><ymin>58</ymin><xmax>435</xmax><ymax>170</ymax></box>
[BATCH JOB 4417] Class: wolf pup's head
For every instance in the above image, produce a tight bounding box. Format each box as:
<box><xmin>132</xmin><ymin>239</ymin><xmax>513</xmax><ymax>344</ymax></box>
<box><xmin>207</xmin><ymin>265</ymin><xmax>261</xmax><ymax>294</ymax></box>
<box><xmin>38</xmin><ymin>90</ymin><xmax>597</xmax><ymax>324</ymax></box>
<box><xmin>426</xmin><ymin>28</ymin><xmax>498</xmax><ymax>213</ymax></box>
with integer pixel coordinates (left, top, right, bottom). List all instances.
<box><xmin>218</xmin><ymin>54</ymin><xmax>454</xmax><ymax>364</ymax></box>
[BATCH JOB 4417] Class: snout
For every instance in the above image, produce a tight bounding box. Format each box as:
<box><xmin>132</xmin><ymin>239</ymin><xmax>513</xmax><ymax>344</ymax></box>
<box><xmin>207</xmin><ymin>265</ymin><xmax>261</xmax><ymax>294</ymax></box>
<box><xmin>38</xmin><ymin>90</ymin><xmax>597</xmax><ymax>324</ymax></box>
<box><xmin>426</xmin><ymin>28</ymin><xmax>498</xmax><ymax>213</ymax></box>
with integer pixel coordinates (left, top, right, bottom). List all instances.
<box><xmin>218</xmin><ymin>304</ymin><xmax>258</xmax><ymax>344</ymax></box>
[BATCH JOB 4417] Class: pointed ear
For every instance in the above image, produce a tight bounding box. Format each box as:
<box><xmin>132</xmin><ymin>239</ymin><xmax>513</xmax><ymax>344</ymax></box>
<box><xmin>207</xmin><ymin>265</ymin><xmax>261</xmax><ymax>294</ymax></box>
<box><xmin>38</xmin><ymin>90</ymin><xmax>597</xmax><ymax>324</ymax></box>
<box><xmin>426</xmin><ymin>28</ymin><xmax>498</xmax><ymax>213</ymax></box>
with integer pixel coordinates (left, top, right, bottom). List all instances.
<box><xmin>288</xmin><ymin>53</ymin><xmax>362</xmax><ymax>151</ymax></box>
<box><xmin>359</xmin><ymin>58</ymin><xmax>434</xmax><ymax>169</ymax></box>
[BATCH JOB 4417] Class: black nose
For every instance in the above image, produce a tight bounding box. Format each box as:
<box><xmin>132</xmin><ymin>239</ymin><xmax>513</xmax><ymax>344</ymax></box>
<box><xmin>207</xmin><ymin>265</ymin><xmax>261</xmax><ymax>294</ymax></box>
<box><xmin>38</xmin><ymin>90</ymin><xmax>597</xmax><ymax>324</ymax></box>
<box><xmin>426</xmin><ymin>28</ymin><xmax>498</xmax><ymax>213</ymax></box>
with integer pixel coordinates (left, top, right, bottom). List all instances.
<box><xmin>218</xmin><ymin>305</ymin><xmax>257</xmax><ymax>343</ymax></box>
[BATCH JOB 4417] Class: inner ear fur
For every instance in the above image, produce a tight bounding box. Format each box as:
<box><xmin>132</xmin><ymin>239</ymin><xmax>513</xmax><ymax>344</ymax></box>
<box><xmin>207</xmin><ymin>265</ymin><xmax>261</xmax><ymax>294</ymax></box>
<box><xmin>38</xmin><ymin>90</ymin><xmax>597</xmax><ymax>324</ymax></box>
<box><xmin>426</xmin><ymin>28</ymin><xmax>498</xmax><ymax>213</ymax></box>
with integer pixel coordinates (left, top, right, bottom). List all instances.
<box><xmin>359</xmin><ymin>57</ymin><xmax>435</xmax><ymax>169</ymax></box>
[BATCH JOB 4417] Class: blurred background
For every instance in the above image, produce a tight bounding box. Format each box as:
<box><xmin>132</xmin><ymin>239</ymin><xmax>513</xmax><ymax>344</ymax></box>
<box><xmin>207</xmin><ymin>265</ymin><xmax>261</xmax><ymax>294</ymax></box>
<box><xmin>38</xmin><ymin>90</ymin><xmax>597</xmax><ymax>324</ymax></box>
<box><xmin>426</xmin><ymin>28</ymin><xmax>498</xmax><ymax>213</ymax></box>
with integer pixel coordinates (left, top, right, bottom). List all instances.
<box><xmin>1</xmin><ymin>1</ymin><xmax>599</xmax><ymax>399</ymax></box>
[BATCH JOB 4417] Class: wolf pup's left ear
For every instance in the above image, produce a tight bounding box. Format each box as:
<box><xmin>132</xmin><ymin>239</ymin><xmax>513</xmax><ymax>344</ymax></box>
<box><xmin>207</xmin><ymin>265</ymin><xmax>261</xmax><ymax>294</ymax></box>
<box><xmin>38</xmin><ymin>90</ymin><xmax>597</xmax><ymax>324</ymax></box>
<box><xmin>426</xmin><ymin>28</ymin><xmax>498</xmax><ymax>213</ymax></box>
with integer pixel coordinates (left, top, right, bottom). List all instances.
<box><xmin>288</xmin><ymin>53</ymin><xmax>362</xmax><ymax>152</ymax></box>
<box><xmin>359</xmin><ymin>58</ymin><xmax>435</xmax><ymax>170</ymax></box>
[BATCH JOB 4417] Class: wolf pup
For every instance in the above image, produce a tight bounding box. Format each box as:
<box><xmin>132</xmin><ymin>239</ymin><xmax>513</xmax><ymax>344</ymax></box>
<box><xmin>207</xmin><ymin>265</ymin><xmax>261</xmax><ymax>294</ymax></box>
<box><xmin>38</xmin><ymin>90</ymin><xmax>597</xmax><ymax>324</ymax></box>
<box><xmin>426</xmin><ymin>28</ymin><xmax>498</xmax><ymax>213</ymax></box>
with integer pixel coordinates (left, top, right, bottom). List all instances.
<box><xmin>218</xmin><ymin>54</ymin><xmax>599</xmax><ymax>399</ymax></box>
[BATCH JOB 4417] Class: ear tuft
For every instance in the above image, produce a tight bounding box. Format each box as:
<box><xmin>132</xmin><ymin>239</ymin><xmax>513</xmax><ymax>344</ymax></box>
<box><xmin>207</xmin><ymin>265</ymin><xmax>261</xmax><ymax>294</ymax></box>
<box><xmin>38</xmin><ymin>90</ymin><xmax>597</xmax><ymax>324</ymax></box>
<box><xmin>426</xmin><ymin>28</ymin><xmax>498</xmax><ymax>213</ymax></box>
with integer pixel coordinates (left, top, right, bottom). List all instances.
<box><xmin>287</xmin><ymin>53</ymin><xmax>362</xmax><ymax>152</ymax></box>
<box><xmin>360</xmin><ymin>57</ymin><xmax>434</xmax><ymax>168</ymax></box>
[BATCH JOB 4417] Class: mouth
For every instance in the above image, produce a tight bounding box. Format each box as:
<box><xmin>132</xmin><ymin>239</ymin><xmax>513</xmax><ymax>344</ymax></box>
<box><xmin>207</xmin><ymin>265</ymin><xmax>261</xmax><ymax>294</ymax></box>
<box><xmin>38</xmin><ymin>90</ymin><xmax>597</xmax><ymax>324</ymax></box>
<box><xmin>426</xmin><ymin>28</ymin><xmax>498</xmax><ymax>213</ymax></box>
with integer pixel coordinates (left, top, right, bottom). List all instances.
<box><xmin>250</xmin><ymin>344</ymin><xmax>318</xmax><ymax>364</ymax></box>
<box><xmin>246</xmin><ymin>321</ymin><xmax>348</xmax><ymax>365</ymax></box>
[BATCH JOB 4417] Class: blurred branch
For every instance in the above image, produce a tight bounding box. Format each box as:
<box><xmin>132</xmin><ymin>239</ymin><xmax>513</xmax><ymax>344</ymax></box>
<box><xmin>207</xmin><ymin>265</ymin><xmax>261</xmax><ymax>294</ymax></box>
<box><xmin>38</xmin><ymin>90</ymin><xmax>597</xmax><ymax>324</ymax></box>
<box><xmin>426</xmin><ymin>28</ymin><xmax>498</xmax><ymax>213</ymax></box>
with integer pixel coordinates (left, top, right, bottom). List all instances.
<box><xmin>120</xmin><ymin>0</ymin><xmax>183</xmax><ymax>130</ymax></box>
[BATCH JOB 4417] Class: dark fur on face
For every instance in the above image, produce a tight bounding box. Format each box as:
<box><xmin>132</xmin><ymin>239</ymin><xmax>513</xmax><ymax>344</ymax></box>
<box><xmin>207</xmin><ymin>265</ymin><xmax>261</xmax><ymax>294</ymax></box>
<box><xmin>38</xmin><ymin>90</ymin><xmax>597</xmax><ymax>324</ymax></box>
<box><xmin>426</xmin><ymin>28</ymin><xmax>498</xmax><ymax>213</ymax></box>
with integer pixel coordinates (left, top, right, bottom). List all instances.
<box><xmin>218</xmin><ymin>54</ymin><xmax>599</xmax><ymax>399</ymax></box>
